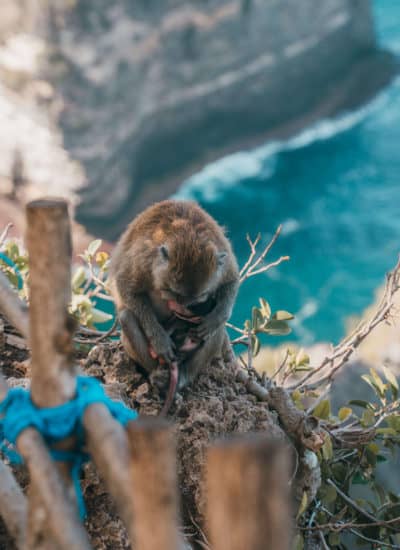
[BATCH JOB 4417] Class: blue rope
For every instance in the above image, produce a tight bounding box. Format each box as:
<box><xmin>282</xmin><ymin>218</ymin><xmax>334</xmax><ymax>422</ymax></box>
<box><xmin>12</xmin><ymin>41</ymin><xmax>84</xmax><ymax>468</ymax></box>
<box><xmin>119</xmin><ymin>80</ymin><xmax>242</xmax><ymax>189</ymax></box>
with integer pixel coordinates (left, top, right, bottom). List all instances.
<box><xmin>0</xmin><ymin>376</ymin><xmax>137</xmax><ymax>518</ymax></box>
<box><xmin>0</xmin><ymin>252</ymin><xmax>23</xmax><ymax>290</ymax></box>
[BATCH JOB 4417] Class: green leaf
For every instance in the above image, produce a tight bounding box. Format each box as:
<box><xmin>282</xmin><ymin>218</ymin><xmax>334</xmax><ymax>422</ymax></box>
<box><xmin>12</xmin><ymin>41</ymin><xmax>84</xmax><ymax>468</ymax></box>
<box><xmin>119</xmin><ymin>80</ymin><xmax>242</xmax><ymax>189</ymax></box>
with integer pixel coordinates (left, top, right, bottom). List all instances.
<box><xmin>291</xmin><ymin>390</ymin><xmax>304</xmax><ymax>411</ymax></box>
<box><xmin>386</xmin><ymin>415</ymin><xmax>400</xmax><ymax>433</ymax></box>
<box><xmin>368</xmin><ymin>442</ymin><xmax>380</xmax><ymax>455</ymax></box>
<box><xmin>323</xmin><ymin>484</ymin><xmax>337</xmax><ymax>504</ymax></box>
<box><xmin>328</xmin><ymin>532</ymin><xmax>340</xmax><ymax>546</ymax></box>
<box><xmin>361</xmin><ymin>409</ymin><xmax>375</xmax><ymax>427</ymax></box>
<box><xmin>71</xmin><ymin>267</ymin><xmax>86</xmax><ymax>291</ymax></box>
<box><xmin>349</xmin><ymin>400</ymin><xmax>372</xmax><ymax>409</ymax></box>
<box><xmin>5</xmin><ymin>242</ymin><xmax>19</xmax><ymax>261</ymax></box>
<box><xmin>313</xmin><ymin>399</ymin><xmax>331</xmax><ymax>420</ymax></box>
<box><xmin>259</xmin><ymin>298</ymin><xmax>271</xmax><ymax>320</ymax></box>
<box><xmin>87</xmin><ymin>239</ymin><xmax>102</xmax><ymax>257</ymax></box>
<box><xmin>338</xmin><ymin>407</ymin><xmax>352</xmax><ymax>421</ymax></box>
<box><xmin>322</xmin><ymin>436</ymin><xmax>333</xmax><ymax>460</ymax></box>
<box><xmin>331</xmin><ymin>463</ymin><xmax>347</xmax><ymax>484</ymax></box>
<box><xmin>296</xmin><ymin>491</ymin><xmax>308</xmax><ymax>519</ymax></box>
<box><xmin>382</xmin><ymin>365</ymin><xmax>399</xmax><ymax>399</ymax></box>
<box><xmin>376</xmin><ymin>427</ymin><xmax>397</xmax><ymax>436</ymax></box>
<box><xmin>295</xmin><ymin>349</ymin><xmax>310</xmax><ymax>369</ymax></box>
<box><xmin>95</xmin><ymin>251</ymin><xmax>109</xmax><ymax>269</ymax></box>
<box><xmin>91</xmin><ymin>307</ymin><xmax>113</xmax><ymax>325</ymax></box>
<box><xmin>251</xmin><ymin>335</ymin><xmax>260</xmax><ymax>357</ymax></box>
<box><xmin>251</xmin><ymin>307</ymin><xmax>263</xmax><ymax>330</ymax></box>
<box><xmin>273</xmin><ymin>310</ymin><xmax>294</xmax><ymax>321</ymax></box>
<box><xmin>263</xmin><ymin>319</ymin><xmax>291</xmax><ymax>336</ymax></box>
<box><xmin>369</xmin><ymin>368</ymin><xmax>386</xmax><ymax>397</ymax></box>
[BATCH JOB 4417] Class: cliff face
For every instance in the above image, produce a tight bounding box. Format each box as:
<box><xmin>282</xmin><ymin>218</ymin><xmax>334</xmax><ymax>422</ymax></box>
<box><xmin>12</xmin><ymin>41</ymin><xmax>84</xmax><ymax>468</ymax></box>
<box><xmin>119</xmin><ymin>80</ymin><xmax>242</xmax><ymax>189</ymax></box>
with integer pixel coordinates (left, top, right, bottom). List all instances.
<box><xmin>0</xmin><ymin>1</ymin><xmax>396</xmax><ymax>239</ymax></box>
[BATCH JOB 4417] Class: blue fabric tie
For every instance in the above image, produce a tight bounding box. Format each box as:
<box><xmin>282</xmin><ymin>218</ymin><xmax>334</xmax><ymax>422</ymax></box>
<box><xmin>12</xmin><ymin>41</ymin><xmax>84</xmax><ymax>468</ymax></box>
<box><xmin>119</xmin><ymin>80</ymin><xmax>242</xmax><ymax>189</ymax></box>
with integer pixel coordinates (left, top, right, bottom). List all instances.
<box><xmin>0</xmin><ymin>252</ymin><xmax>23</xmax><ymax>290</ymax></box>
<box><xmin>0</xmin><ymin>376</ymin><xmax>137</xmax><ymax>518</ymax></box>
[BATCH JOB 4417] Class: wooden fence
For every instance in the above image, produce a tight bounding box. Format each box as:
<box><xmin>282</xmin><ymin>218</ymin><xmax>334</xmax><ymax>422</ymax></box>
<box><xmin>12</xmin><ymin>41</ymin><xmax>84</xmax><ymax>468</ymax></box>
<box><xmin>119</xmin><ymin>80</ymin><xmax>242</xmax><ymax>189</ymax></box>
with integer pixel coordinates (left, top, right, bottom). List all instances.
<box><xmin>0</xmin><ymin>199</ymin><xmax>291</xmax><ymax>549</ymax></box>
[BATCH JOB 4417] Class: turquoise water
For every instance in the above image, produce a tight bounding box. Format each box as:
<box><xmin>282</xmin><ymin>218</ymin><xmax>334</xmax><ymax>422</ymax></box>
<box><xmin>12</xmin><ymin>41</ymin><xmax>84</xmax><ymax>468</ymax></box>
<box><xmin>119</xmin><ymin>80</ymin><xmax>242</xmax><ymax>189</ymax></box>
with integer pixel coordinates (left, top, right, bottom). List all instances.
<box><xmin>175</xmin><ymin>1</ymin><xmax>400</xmax><ymax>346</ymax></box>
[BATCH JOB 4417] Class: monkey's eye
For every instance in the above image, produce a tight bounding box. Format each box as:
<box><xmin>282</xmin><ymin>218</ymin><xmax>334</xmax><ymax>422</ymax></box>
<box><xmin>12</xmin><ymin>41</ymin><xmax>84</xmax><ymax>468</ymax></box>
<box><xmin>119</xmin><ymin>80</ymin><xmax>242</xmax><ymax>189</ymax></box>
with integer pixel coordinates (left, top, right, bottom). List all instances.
<box><xmin>159</xmin><ymin>245</ymin><xmax>169</xmax><ymax>261</ymax></box>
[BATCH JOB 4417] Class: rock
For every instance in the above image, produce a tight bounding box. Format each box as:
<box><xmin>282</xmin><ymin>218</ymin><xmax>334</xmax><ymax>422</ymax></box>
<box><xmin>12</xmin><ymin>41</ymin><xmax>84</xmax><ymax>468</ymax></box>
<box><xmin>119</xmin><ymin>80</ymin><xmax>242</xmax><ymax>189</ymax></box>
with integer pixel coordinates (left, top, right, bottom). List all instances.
<box><xmin>56</xmin><ymin>0</ymin><xmax>396</xmax><ymax>239</ymax></box>
<box><xmin>0</xmin><ymin>1</ymin><xmax>397</xmax><ymax>241</ymax></box>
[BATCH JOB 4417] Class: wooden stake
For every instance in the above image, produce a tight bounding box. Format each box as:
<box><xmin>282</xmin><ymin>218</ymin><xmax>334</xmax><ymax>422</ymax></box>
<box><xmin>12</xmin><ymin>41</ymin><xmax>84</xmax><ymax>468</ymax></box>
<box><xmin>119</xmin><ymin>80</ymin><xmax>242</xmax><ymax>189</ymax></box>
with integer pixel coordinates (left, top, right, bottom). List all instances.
<box><xmin>207</xmin><ymin>435</ymin><xmax>291</xmax><ymax>550</ymax></box>
<box><xmin>0</xmin><ymin>459</ymin><xmax>27</xmax><ymax>548</ymax></box>
<box><xmin>0</xmin><ymin>373</ymin><xmax>91</xmax><ymax>550</ymax></box>
<box><xmin>128</xmin><ymin>417</ymin><xmax>183</xmax><ymax>550</ymax></box>
<box><xmin>23</xmin><ymin>199</ymin><xmax>91</xmax><ymax>549</ymax></box>
<box><xmin>26</xmin><ymin>199</ymin><xmax>76</xmax><ymax>406</ymax></box>
<box><xmin>83</xmin><ymin>403</ymin><xmax>136</xmax><ymax>541</ymax></box>
<box><xmin>19</xmin><ymin>429</ymin><xmax>91</xmax><ymax>550</ymax></box>
<box><xmin>0</xmin><ymin>375</ymin><xmax>27</xmax><ymax>548</ymax></box>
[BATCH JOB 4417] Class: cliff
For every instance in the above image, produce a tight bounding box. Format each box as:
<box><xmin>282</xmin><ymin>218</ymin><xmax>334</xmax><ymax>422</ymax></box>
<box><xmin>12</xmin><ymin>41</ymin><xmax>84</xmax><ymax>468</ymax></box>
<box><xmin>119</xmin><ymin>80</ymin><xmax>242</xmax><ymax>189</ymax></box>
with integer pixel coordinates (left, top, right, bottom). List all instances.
<box><xmin>0</xmin><ymin>1</ymin><xmax>397</xmax><ymax>240</ymax></box>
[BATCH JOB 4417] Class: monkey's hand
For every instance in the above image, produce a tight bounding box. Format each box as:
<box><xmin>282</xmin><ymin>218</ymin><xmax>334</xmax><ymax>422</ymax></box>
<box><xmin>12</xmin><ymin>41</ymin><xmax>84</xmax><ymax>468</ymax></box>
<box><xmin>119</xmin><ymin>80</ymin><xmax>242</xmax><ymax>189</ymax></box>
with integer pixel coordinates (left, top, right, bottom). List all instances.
<box><xmin>148</xmin><ymin>327</ymin><xmax>176</xmax><ymax>363</ymax></box>
<box><xmin>189</xmin><ymin>311</ymin><xmax>224</xmax><ymax>341</ymax></box>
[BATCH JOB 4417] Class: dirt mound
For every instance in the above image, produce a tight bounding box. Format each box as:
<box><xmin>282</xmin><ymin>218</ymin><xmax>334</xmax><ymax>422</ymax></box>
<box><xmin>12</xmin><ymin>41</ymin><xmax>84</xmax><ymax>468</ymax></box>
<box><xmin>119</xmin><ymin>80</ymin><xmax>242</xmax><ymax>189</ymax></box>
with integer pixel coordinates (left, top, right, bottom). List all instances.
<box><xmin>0</xmin><ymin>334</ymin><xmax>285</xmax><ymax>549</ymax></box>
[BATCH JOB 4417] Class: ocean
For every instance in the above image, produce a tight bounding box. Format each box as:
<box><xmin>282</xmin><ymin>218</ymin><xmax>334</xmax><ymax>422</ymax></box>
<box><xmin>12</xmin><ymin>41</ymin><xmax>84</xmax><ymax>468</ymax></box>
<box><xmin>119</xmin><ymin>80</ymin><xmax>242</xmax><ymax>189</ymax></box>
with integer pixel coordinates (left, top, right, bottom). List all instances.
<box><xmin>174</xmin><ymin>0</ymin><xmax>400</xmax><ymax>346</ymax></box>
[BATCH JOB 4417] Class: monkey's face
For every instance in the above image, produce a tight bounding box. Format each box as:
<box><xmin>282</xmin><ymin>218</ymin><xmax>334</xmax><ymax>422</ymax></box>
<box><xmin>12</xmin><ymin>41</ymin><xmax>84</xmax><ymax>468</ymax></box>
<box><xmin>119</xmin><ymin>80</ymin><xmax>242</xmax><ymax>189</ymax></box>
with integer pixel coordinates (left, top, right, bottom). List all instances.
<box><xmin>153</xmin><ymin>242</ymin><xmax>226</xmax><ymax>309</ymax></box>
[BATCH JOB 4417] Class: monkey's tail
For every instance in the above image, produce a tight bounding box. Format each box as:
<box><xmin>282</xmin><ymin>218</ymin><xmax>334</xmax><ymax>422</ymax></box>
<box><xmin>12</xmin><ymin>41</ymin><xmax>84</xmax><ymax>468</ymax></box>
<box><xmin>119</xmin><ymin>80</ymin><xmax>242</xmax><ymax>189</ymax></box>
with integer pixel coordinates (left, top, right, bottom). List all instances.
<box><xmin>159</xmin><ymin>360</ymin><xmax>179</xmax><ymax>416</ymax></box>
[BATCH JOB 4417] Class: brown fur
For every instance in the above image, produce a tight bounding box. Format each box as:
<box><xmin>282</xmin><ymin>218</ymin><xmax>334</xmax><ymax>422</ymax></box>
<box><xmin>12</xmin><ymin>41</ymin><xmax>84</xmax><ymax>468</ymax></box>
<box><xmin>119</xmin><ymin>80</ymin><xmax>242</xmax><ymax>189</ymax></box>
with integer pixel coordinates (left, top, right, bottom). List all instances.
<box><xmin>109</xmin><ymin>200</ymin><xmax>239</xmax><ymax>389</ymax></box>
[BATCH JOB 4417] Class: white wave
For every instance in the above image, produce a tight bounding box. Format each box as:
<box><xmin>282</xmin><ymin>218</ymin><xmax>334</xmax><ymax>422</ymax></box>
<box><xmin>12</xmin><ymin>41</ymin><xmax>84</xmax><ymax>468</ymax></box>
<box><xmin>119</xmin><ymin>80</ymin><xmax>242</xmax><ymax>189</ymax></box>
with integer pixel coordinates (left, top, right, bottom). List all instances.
<box><xmin>175</xmin><ymin>79</ymin><xmax>394</xmax><ymax>202</ymax></box>
<box><xmin>174</xmin><ymin>151</ymin><xmax>266</xmax><ymax>202</ymax></box>
<box><xmin>291</xmin><ymin>299</ymin><xmax>319</xmax><ymax>345</ymax></box>
<box><xmin>281</xmin><ymin>218</ymin><xmax>301</xmax><ymax>236</ymax></box>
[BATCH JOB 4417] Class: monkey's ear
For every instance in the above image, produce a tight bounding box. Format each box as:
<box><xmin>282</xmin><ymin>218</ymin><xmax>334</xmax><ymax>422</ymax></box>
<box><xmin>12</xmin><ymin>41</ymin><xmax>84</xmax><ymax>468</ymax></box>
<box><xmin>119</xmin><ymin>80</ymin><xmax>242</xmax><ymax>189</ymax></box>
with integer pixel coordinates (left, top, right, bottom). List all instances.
<box><xmin>159</xmin><ymin>244</ymin><xmax>169</xmax><ymax>261</ymax></box>
<box><xmin>217</xmin><ymin>251</ymin><xmax>227</xmax><ymax>266</ymax></box>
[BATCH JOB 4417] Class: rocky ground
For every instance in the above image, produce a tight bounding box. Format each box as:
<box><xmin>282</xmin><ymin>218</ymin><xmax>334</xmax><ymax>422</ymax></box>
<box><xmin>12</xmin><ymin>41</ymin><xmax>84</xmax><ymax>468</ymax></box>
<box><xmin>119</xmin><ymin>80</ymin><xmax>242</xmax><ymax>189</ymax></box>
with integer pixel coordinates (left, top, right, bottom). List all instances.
<box><xmin>0</xmin><ymin>318</ymin><xmax>287</xmax><ymax>550</ymax></box>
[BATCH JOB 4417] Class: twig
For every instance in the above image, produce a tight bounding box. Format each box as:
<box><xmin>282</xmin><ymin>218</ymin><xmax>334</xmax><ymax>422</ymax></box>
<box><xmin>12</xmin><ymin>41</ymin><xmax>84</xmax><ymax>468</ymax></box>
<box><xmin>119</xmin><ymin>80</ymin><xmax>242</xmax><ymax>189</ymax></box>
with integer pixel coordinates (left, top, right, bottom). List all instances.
<box><xmin>348</xmin><ymin>528</ymin><xmax>400</xmax><ymax>549</ymax></box>
<box><xmin>290</xmin><ymin>258</ymin><xmax>400</xmax><ymax>391</ymax></box>
<box><xmin>0</xmin><ymin>271</ymin><xmax>29</xmax><ymax>339</ymax></box>
<box><xmin>245</xmin><ymin>256</ymin><xmax>289</xmax><ymax>279</ymax></box>
<box><xmin>96</xmin><ymin>316</ymin><xmax>119</xmax><ymax>342</ymax></box>
<box><xmin>319</xmin><ymin>531</ymin><xmax>329</xmax><ymax>550</ymax></box>
<box><xmin>0</xmin><ymin>224</ymin><xmax>13</xmax><ymax>247</ymax></box>
<box><xmin>239</xmin><ymin>226</ymin><xmax>289</xmax><ymax>283</ymax></box>
<box><xmin>225</xmin><ymin>322</ymin><xmax>245</xmax><ymax>335</ymax></box>
<box><xmin>327</xmin><ymin>479</ymin><xmax>381</xmax><ymax>525</ymax></box>
<box><xmin>271</xmin><ymin>349</ymin><xmax>290</xmax><ymax>383</ymax></box>
<box><xmin>239</xmin><ymin>233</ymin><xmax>261</xmax><ymax>278</ymax></box>
<box><xmin>247</xmin><ymin>329</ymin><xmax>252</xmax><ymax>370</ymax></box>
<box><xmin>306</xmin><ymin>506</ymin><xmax>400</xmax><ymax>548</ymax></box>
<box><xmin>302</xmin><ymin>516</ymin><xmax>400</xmax><ymax>533</ymax></box>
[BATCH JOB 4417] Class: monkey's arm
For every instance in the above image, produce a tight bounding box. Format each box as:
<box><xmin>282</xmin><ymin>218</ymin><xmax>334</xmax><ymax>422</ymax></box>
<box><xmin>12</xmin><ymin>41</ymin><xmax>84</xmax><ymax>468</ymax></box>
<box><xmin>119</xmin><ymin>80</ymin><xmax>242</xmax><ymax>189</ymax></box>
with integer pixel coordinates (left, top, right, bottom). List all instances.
<box><xmin>190</xmin><ymin>279</ymin><xmax>238</xmax><ymax>340</ymax></box>
<box><xmin>120</xmin><ymin>292</ymin><xmax>176</xmax><ymax>362</ymax></box>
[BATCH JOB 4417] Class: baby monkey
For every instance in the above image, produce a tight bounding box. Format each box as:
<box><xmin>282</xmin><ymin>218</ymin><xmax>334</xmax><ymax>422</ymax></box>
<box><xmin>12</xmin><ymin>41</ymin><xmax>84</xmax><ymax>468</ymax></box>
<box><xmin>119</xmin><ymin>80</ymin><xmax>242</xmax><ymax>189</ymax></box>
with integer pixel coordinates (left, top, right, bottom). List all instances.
<box><xmin>109</xmin><ymin>200</ymin><xmax>239</xmax><ymax>411</ymax></box>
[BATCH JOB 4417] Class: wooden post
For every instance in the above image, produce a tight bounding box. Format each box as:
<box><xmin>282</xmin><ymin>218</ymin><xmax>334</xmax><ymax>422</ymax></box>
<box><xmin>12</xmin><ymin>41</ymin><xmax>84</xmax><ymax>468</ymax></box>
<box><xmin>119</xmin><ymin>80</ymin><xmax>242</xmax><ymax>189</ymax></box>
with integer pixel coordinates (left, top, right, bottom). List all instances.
<box><xmin>26</xmin><ymin>199</ymin><xmax>76</xmax><ymax>406</ymax></box>
<box><xmin>207</xmin><ymin>435</ymin><xmax>291</xmax><ymax>550</ymax></box>
<box><xmin>83</xmin><ymin>403</ymin><xmax>136</xmax><ymax>541</ymax></box>
<box><xmin>0</xmin><ymin>459</ymin><xmax>27</xmax><ymax>549</ymax></box>
<box><xmin>0</xmin><ymin>375</ymin><xmax>27</xmax><ymax>550</ymax></box>
<box><xmin>128</xmin><ymin>417</ymin><xmax>183</xmax><ymax>550</ymax></box>
<box><xmin>23</xmin><ymin>199</ymin><xmax>91</xmax><ymax>550</ymax></box>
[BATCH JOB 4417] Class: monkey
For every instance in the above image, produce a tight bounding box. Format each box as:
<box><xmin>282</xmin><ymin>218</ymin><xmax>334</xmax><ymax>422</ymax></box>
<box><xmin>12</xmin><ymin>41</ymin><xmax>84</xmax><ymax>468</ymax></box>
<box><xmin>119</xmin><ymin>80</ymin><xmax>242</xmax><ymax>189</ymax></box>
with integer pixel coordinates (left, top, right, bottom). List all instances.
<box><xmin>109</xmin><ymin>200</ymin><xmax>239</xmax><ymax>410</ymax></box>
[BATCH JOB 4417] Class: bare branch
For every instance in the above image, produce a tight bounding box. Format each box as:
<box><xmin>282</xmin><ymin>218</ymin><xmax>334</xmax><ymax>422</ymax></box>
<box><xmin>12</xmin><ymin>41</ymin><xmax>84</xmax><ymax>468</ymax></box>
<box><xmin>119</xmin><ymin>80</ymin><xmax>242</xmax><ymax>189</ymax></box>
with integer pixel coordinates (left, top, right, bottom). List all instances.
<box><xmin>240</xmin><ymin>226</ymin><xmax>289</xmax><ymax>284</ymax></box>
<box><xmin>0</xmin><ymin>271</ymin><xmax>29</xmax><ymax>339</ymax></box>
<box><xmin>0</xmin><ymin>224</ymin><xmax>13</xmax><ymax>247</ymax></box>
<box><xmin>290</xmin><ymin>257</ymin><xmax>400</xmax><ymax>391</ymax></box>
